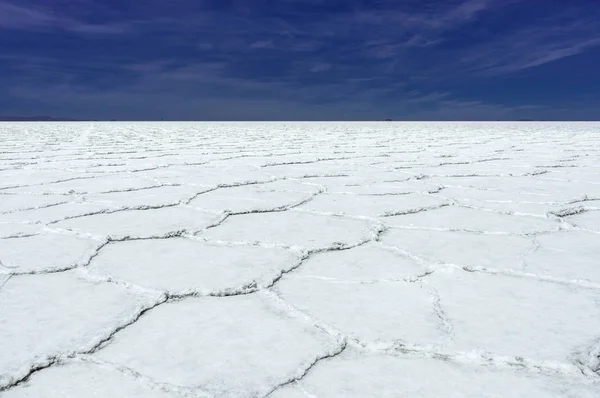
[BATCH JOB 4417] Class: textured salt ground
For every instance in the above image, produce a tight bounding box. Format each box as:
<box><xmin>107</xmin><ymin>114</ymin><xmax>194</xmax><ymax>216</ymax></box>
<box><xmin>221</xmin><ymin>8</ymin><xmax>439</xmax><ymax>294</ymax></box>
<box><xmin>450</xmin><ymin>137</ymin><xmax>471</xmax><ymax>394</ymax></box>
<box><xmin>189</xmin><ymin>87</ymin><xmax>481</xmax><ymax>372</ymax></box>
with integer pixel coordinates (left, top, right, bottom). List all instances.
<box><xmin>0</xmin><ymin>233</ymin><xmax>103</xmax><ymax>273</ymax></box>
<box><xmin>0</xmin><ymin>202</ymin><xmax>114</xmax><ymax>225</ymax></box>
<box><xmin>385</xmin><ymin>205</ymin><xmax>559</xmax><ymax>234</ymax></box>
<box><xmin>380</xmin><ymin>228</ymin><xmax>534</xmax><ymax>269</ymax></box>
<box><xmin>298</xmin><ymin>192</ymin><xmax>447</xmax><ymax>217</ymax></box>
<box><xmin>83</xmin><ymin>184</ymin><xmax>204</xmax><ymax>208</ymax></box>
<box><xmin>1</xmin><ymin>122</ymin><xmax>599</xmax><ymax>397</ymax></box>
<box><xmin>0</xmin><ymin>361</ymin><xmax>175</xmax><ymax>398</ymax></box>
<box><xmin>274</xmin><ymin>277</ymin><xmax>447</xmax><ymax>345</ymax></box>
<box><xmin>201</xmin><ymin>210</ymin><xmax>376</xmax><ymax>250</ymax></box>
<box><xmin>52</xmin><ymin>206</ymin><xmax>221</xmax><ymax>240</ymax></box>
<box><xmin>188</xmin><ymin>183</ymin><xmax>314</xmax><ymax>213</ymax></box>
<box><xmin>270</xmin><ymin>350</ymin><xmax>600</xmax><ymax>398</ymax></box>
<box><xmin>0</xmin><ymin>272</ymin><xmax>159</xmax><ymax>389</ymax></box>
<box><xmin>567</xmin><ymin>210</ymin><xmax>600</xmax><ymax>232</ymax></box>
<box><xmin>523</xmin><ymin>230</ymin><xmax>600</xmax><ymax>283</ymax></box>
<box><xmin>88</xmin><ymin>238</ymin><xmax>302</xmax><ymax>293</ymax></box>
<box><xmin>0</xmin><ymin>223</ymin><xmax>42</xmax><ymax>239</ymax></box>
<box><xmin>0</xmin><ymin>194</ymin><xmax>67</xmax><ymax>213</ymax></box>
<box><xmin>93</xmin><ymin>294</ymin><xmax>340</xmax><ymax>398</ymax></box>
<box><xmin>427</xmin><ymin>269</ymin><xmax>600</xmax><ymax>365</ymax></box>
<box><xmin>2</xmin><ymin>175</ymin><xmax>161</xmax><ymax>195</ymax></box>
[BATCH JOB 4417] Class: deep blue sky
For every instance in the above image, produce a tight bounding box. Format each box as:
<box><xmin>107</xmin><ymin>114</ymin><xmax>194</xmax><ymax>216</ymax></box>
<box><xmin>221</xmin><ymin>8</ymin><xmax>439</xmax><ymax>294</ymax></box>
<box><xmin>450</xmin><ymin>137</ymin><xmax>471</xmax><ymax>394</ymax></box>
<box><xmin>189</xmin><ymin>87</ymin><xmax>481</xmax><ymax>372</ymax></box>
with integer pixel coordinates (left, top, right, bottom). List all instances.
<box><xmin>1</xmin><ymin>0</ymin><xmax>599</xmax><ymax>120</ymax></box>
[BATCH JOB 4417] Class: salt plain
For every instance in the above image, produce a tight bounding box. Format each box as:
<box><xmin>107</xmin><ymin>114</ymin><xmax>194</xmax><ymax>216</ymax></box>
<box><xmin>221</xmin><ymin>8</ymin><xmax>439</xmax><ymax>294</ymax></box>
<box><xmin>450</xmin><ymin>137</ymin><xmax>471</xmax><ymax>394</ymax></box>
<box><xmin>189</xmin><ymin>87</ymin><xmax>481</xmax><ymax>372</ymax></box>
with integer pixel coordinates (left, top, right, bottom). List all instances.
<box><xmin>0</xmin><ymin>121</ymin><xmax>599</xmax><ymax>397</ymax></box>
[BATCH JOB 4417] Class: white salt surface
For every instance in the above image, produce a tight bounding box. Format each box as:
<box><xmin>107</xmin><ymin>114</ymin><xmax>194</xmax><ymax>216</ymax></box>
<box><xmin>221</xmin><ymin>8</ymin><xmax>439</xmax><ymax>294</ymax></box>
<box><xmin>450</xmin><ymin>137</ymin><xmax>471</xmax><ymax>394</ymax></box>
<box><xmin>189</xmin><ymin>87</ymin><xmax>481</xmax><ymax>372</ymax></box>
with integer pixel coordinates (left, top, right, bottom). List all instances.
<box><xmin>0</xmin><ymin>121</ymin><xmax>599</xmax><ymax>397</ymax></box>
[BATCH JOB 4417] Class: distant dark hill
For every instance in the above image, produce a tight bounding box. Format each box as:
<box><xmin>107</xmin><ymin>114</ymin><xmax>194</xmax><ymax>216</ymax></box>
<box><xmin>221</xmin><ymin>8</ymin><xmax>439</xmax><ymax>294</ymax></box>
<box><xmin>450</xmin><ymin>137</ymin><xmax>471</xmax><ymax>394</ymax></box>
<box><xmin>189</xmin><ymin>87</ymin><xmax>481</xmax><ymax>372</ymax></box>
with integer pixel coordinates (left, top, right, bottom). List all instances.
<box><xmin>0</xmin><ymin>116</ymin><xmax>79</xmax><ymax>121</ymax></box>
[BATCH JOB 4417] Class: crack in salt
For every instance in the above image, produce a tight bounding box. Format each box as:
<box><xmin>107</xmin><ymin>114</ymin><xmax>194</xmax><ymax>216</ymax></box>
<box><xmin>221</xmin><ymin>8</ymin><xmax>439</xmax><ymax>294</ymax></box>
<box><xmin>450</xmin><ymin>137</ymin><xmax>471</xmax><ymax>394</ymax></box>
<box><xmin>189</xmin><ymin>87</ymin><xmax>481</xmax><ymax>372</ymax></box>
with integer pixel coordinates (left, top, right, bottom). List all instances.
<box><xmin>75</xmin><ymin>356</ymin><xmax>211</xmax><ymax>398</ymax></box>
<box><xmin>263</xmin><ymin>342</ymin><xmax>347</xmax><ymax>397</ymax></box>
<box><xmin>0</xmin><ymin>293</ymin><xmax>165</xmax><ymax>392</ymax></box>
<box><xmin>422</xmin><ymin>281</ymin><xmax>455</xmax><ymax>343</ymax></box>
<box><xmin>381</xmin><ymin>203</ymin><xmax>450</xmax><ymax>217</ymax></box>
<box><xmin>461</xmin><ymin>266</ymin><xmax>600</xmax><ymax>290</ymax></box>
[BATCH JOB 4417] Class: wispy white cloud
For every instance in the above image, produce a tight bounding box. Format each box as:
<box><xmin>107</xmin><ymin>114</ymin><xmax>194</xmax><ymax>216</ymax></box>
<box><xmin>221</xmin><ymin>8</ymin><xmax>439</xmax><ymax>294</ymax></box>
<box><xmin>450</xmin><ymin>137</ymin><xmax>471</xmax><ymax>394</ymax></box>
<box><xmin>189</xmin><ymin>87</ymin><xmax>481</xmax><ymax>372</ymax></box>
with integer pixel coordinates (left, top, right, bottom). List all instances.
<box><xmin>249</xmin><ymin>40</ymin><xmax>276</xmax><ymax>49</ymax></box>
<box><xmin>354</xmin><ymin>0</ymin><xmax>492</xmax><ymax>34</ymax></box>
<box><xmin>197</xmin><ymin>43</ymin><xmax>214</xmax><ymax>51</ymax></box>
<box><xmin>289</xmin><ymin>40</ymin><xmax>322</xmax><ymax>52</ymax></box>
<box><xmin>0</xmin><ymin>1</ymin><xmax>129</xmax><ymax>34</ymax></box>
<box><xmin>347</xmin><ymin>0</ymin><xmax>495</xmax><ymax>60</ymax></box>
<box><xmin>309</xmin><ymin>62</ymin><xmax>331</xmax><ymax>72</ymax></box>
<box><xmin>438</xmin><ymin>0</ymin><xmax>491</xmax><ymax>27</ymax></box>
<box><xmin>462</xmin><ymin>20</ymin><xmax>600</xmax><ymax>74</ymax></box>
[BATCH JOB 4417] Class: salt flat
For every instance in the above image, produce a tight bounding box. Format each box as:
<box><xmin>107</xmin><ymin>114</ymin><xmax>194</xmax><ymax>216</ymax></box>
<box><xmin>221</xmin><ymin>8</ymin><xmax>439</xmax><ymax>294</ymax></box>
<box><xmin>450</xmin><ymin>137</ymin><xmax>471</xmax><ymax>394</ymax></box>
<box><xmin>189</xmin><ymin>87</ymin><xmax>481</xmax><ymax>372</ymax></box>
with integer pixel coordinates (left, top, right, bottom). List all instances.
<box><xmin>0</xmin><ymin>121</ymin><xmax>599</xmax><ymax>397</ymax></box>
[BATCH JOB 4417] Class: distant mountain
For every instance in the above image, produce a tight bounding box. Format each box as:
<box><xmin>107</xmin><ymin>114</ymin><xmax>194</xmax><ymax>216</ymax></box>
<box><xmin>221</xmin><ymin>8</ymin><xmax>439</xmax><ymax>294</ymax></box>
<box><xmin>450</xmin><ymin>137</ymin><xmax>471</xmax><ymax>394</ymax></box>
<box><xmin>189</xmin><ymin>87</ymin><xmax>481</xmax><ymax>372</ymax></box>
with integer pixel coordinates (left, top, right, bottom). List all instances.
<box><xmin>0</xmin><ymin>116</ymin><xmax>79</xmax><ymax>121</ymax></box>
